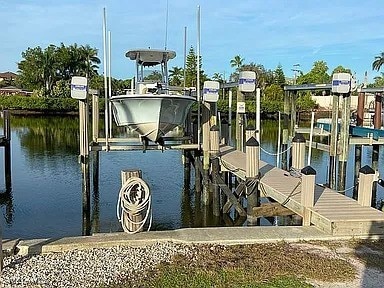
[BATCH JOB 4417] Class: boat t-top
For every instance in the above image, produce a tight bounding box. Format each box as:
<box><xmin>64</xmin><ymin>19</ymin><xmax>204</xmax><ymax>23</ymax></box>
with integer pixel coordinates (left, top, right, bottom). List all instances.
<box><xmin>111</xmin><ymin>49</ymin><xmax>196</xmax><ymax>144</ymax></box>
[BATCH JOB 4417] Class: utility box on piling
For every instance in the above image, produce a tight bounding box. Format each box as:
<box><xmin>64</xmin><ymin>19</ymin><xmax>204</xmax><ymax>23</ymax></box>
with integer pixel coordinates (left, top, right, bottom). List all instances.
<box><xmin>332</xmin><ymin>73</ymin><xmax>351</xmax><ymax>94</ymax></box>
<box><xmin>203</xmin><ymin>81</ymin><xmax>220</xmax><ymax>102</ymax></box>
<box><xmin>239</xmin><ymin>71</ymin><xmax>256</xmax><ymax>92</ymax></box>
<box><xmin>71</xmin><ymin>76</ymin><xmax>88</xmax><ymax>100</ymax></box>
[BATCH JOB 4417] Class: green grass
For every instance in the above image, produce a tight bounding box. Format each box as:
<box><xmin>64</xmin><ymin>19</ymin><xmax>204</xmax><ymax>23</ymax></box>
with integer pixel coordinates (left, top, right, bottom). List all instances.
<box><xmin>143</xmin><ymin>267</ymin><xmax>313</xmax><ymax>288</ymax></box>
<box><xmin>105</xmin><ymin>242</ymin><xmax>356</xmax><ymax>288</ymax></box>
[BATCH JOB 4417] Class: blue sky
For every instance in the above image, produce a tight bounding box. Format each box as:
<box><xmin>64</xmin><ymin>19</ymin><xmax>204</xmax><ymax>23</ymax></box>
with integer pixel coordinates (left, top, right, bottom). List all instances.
<box><xmin>1</xmin><ymin>0</ymin><xmax>384</xmax><ymax>83</ymax></box>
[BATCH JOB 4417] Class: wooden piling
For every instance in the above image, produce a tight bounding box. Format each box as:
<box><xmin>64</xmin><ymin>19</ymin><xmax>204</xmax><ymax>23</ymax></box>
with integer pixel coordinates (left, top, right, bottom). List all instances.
<box><xmin>290</xmin><ymin>91</ymin><xmax>297</xmax><ymax>137</ymax></box>
<box><xmin>329</xmin><ymin>94</ymin><xmax>339</xmax><ymax>190</ymax></box>
<box><xmin>3</xmin><ymin>110</ymin><xmax>11</xmax><ymax>191</ymax></box>
<box><xmin>291</xmin><ymin>133</ymin><xmax>306</xmax><ymax>170</ymax></box>
<box><xmin>183</xmin><ymin>150</ymin><xmax>191</xmax><ymax>189</ymax></box>
<box><xmin>236</xmin><ymin>88</ymin><xmax>245</xmax><ymax>151</ymax></box>
<box><xmin>245</xmin><ymin>125</ymin><xmax>256</xmax><ymax>141</ymax></box>
<box><xmin>282</xmin><ymin>90</ymin><xmax>290</xmax><ymax>171</ymax></box>
<box><xmin>371</xmin><ymin>93</ymin><xmax>382</xmax><ymax>207</ymax></box>
<box><xmin>210</xmin><ymin>125</ymin><xmax>221</xmax><ymax>216</ymax></box>
<box><xmin>357</xmin><ymin>91</ymin><xmax>365</xmax><ymax>126</ymax></box>
<box><xmin>221</xmin><ymin>119</ymin><xmax>229</xmax><ymax>144</ymax></box>
<box><xmin>79</xmin><ymin>99</ymin><xmax>91</xmax><ymax>236</ymax></box>
<box><xmin>337</xmin><ymin>94</ymin><xmax>351</xmax><ymax>193</ymax></box>
<box><xmin>353</xmin><ymin>145</ymin><xmax>361</xmax><ymax>200</ymax></box>
<box><xmin>246</xmin><ymin>137</ymin><xmax>260</xmax><ymax>225</ymax></box>
<box><xmin>121</xmin><ymin>169</ymin><xmax>144</xmax><ymax>233</ymax></box>
<box><xmin>202</xmin><ymin>101</ymin><xmax>211</xmax><ymax>206</ymax></box>
<box><xmin>357</xmin><ymin>165</ymin><xmax>375</xmax><ymax>207</ymax></box>
<box><xmin>301</xmin><ymin>166</ymin><xmax>316</xmax><ymax>226</ymax></box>
<box><xmin>92</xmin><ymin>92</ymin><xmax>99</xmax><ymax>142</ymax></box>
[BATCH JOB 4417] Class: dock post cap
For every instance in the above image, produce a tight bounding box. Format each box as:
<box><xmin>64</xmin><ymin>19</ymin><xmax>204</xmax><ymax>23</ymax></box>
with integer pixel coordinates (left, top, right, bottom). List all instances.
<box><xmin>359</xmin><ymin>165</ymin><xmax>375</xmax><ymax>174</ymax></box>
<box><xmin>301</xmin><ymin>166</ymin><xmax>316</xmax><ymax>175</ymax></box>
<box><xmin>210</xmin><ymin>125</ymin><xmax>219</xmax><ymax>131</ymax></box>
<box><xmin>292</xmin><ymin>133</ymin><xmax>306</xmax><ymax>143</ymax></box>
<box><xmin>246</xmin><ymin>137</ymin><xmax>259</xmax><ymax>147</ymax></box>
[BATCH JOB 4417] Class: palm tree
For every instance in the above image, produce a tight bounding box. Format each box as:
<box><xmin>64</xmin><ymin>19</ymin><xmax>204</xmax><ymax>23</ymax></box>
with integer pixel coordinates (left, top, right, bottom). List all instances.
<box><xmin>169</xmin><ymin>66</ymin><xmax>184</xmax><ymax>86</ymax></box>
<box><xmin>212</xmin><ymin>72</ymin><xmax>223</xmax><ymax>82</ymax></box>
<box><xmin>372</xmin><ymin>52</ymin><xmax>384</xmax><ymax>71</ymax></box>
<box><xmin>230</xmin><ymin>55</ymin><xmax>244</xmax><ymax>71</ymax></box>
<box><xmin>79</xmin><ymin>45</ymin><xmax>101</xmax><ymax>78</ymax></box>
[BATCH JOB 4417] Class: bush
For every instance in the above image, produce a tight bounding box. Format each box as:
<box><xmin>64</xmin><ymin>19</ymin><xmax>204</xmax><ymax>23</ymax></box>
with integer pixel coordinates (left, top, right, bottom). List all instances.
<box><xmin>0</xmin><ymin>95</ymin><xmax>79</xmax><ymax>111</ymax></box>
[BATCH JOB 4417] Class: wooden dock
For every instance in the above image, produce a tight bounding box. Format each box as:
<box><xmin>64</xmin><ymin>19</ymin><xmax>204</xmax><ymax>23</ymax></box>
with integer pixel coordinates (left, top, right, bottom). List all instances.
<box><xmin>220</xmin><ymin>145</ymin><xmax>384</xmax><ymax>236</ymax></box>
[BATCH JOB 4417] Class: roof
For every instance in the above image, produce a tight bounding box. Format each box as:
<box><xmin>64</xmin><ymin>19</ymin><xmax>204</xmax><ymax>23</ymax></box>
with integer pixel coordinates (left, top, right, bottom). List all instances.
<box><xmin>125</xmin><ymin>49</ymin><xmax>176</xmax><ymax>67</ymax></box>
<box><xmin>0</xmin><ymin>72</ymin><xmax>18</xmax><ymax>79</ymax></box>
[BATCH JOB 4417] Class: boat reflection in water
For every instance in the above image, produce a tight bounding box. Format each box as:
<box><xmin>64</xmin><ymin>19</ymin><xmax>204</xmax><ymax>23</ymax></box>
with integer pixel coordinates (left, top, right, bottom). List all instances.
<box><xmin>111</xmin><ymin>49</ymin><xmax>196</xmax><ymax>144</ymax></box>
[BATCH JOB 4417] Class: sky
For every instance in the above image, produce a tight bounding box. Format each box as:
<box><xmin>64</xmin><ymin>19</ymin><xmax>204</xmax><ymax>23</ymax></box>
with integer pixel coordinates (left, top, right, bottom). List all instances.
<box><xmin>1</xmin><ymin>0</ymin><xmax>384</xmax><ymax>83</ymax></box>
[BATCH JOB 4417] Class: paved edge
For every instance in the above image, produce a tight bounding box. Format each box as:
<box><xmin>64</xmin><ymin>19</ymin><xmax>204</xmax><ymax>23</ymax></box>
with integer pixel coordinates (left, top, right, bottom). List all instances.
<box><xmin>12</xmin><ymin>226</ymin><xmax>384</xmax><ymax>256</ymax></box>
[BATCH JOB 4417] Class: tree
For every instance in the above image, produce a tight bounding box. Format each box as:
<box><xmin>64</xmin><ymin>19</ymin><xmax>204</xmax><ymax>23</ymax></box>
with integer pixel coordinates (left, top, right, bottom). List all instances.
<box><xmin>211</xmin><ymin>73</ymin><xmax>223</xmax><ymax>82</ymax></box>
<box><xmin>372</xmin><ymin>52</ymin><xmax>384</xmax><ymax>71</ymax></box>
<box><xmin>17</xmin><ymin>43</ymin><xmax>101</xmax><ymax>97</ymax></box>
<box><xmin>297</xmin><ymin>61</ymin><xmax>331</xmax><ymax>84</ymax></box>
<box><xmin>230</xmin><ymin>55</ymin><xmax>244</xmax><ymax>71</ymax></box>
<box><xmin>169</xmin><ymin>66</ymin><xmax>184</xmax><ymax>86</ymax></box>
<box><xmin>274</xmin><ymin>64</ymin><xmax>286</xmax><ymax>87</ymax></box>
<box><xmin>144</xmin><ymin>71</ymin><xmax>162</xmax><ymax>81</ymax></box>
<box><xmin>263</xmin><ymin>84</ymin><xmax>284</xmax><ymax>101</ymax></box>
<box><xmin>367</xmin><ymin>72</ymin><xmax>384</xmax><ymax>87</ymax></box>
<box><xmin>332</xmin><ymin>65</ymin><xmax>351</xmax><ymax>74</ymax></box>
<box><xmin>185</xmin><ymin>46</ymin><xmax>207</xmax><ymax>87</ymax></box>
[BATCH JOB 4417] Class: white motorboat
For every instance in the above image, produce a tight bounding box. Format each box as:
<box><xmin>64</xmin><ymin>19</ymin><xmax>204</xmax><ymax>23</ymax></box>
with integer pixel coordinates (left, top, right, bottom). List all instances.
<box><xmin>111</xmin><ymin>49</ymin><xmax>196</xmax><ymax>143</ymax></box>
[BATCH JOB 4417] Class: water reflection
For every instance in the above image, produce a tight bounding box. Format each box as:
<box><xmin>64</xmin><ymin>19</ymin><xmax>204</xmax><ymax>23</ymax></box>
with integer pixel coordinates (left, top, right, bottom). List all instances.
<box><xmin>0</xmin><ymin>190</ymin><xmax>14</xmax><ymax>225</ymax></box>
<box><xmin>0</xmin><ymin>115</ymin><xmax>383</xmax><ymax>239</ymax></box>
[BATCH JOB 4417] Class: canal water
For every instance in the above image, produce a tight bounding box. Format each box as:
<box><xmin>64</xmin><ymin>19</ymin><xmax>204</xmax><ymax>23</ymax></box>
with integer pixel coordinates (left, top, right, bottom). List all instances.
<box><xmin>0</xmin><ymin>115</ymin><xmax>383</xmax><ymax>239</ymax></box>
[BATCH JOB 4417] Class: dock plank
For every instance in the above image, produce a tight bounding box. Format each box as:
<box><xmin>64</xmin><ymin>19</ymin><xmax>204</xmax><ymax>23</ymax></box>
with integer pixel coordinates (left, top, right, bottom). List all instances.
<box><xmin>219</xmin><ymin>145</ymin><xmax>384</xmax><ymax>236</ymax></box>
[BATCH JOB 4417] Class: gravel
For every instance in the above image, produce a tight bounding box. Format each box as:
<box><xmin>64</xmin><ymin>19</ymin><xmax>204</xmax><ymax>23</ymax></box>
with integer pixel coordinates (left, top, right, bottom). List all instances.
<box><xmin>0</xmin><ymin>242</ymin><xmax>193</xmax><ymax>288</ymax></box>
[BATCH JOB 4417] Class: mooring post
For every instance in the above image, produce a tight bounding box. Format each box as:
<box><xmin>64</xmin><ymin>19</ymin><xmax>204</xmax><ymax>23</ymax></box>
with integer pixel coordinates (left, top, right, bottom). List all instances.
<box><xmin>79</xmin><ymin>99</ymin><xmax>91</xmax><ymax>236</ymax></box>
<box><xmin>91</xmin><ymin>91</ymin><xmax>99</xmax><ymax>142</ymax></box>
<box><xmin>210</xmin><ymin>125</ymin><xmax>221</xmax><ymax>216</ymax></box>
<box><xmin>353</xmin><ymin>144</ymin><xmax>361</xmax><ymax>200</ymax></box>
<box><xmin>183</xmin><ymin>150</ymin><xmax>191</xmax><ymax>189</ymax></box>
<box><xmin>282</xmin><ymin>90</ymin><xmax>290</xmax><ymax>171</ymax></box>
<box><xmin>236</xmin><ymin>88</ymin><xmax>245</xmax><ymax>151</ymax></box>
<box><xmin>301</xmin><ymin>166</ymin><xmax>316</xmax><ymax>226</ymax></box>
<box><xmin>245</xmin><ymin>125</ymin><xmax>256</xmax><ymax>142</ymax></box>
<box><xmin>202</xmin><ymin>101</ymin><xmax>211</xmax><ymax>205</ymax></box>
<box><xmin>91</xmin><ymin>150</ymin><xmax>100</xmax><ymax>233</ymax></box>
<box><xmin>329</xmin><ymin>93</ymin><xmax>339</xmax><ymax>190</ymax></box>
<box><xmin>121</xmin><ymin>169</ymin><xmax>144</xmax><ymax>232</ymax></box>
<box><xmin>357</xmin><ymin>165</ymin><xmax>376</xmax><ymax>207</ymax></box>
<box><xmin>290</xmin><ymin>91</ymin><xmax>297</xmax><ymax>137</ymax></box>
<box><xmin>246</xmin><ymin>137</ymin><xmax>260</xmax><ymax>225</ymax></box>
<box><xmin>337</xmin><ymin>94</ymin><xmax>351</xmax><ymax>193</ymax></box>
<box><xmin>3</xmin><ymin>110</ymin><xmax>11</xmax><ymax>191</ymax></box>
<box><xmin>353</xmin><ymin>90</ymin><xmax>364</xmax><ymax>199</ymax></box>
<box><xmin>371</xmin><ymin>93</ymin><xmax>382</xmax><ymax>207</ymax></box>
<box><xmin>291</xmin><ymin>133</ymin><xmax>306</xmax><ymax>170</ymax></box>
<box><xmin>221</xmin><ymin>118</ymin><xmax>229</xmax><ymax>144</ymax></box>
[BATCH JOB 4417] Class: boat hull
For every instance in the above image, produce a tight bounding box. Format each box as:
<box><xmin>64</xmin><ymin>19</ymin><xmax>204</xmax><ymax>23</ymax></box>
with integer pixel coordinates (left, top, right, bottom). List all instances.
<box><xmin>111</xmin><ymin>94</ymin><xmax>195</xmax><ymax>142</ymax></box>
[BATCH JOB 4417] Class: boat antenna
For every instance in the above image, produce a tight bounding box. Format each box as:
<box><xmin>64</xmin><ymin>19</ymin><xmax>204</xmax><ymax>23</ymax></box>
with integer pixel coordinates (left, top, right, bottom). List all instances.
<box><xmin>164</xmin><ymin>0</ymin><xmax>169</xmax><ymax>50</ymax></box>
<box><xmin>102</xmin><ymin>7</ymin><xmax>109</xmax><ymax>148</ymax></box>
<box><xmin>183</xmin><ymin>26</ymin><xmax>187</xmax><ymax>89</ymax></box>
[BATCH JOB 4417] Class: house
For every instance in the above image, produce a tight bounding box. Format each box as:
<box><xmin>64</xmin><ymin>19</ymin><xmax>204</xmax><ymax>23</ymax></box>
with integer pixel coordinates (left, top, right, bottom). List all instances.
<box><xmin>0</xmin><ymin>71</ymin><xmax>18</xmax><ymax>82</ymax></box>
<box><xmin>0</xmin><ymin>86</ymin><xmax>32</xmax><ymax>96</ymax></box>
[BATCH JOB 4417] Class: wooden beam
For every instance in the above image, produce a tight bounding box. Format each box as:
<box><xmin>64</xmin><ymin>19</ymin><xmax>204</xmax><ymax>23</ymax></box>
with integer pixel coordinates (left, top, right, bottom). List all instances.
<box><xmin>223</xmin><ymin>182</ymin><xmax>245</xmax><ymax>213</ymax></box>
<box><xmin>214</xmin><ymin>174</ymin><xmax>246</xmax><ymax>216</ymax></box>
<box><xmin>252</xmin><ymin>202</ymin><xmax>295</xmax><ymax>218</ymax></box>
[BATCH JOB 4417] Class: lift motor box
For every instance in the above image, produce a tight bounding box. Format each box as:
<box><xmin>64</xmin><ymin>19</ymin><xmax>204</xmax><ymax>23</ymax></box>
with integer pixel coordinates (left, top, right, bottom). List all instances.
<box><xmin>239</xmin><ymin>71</ymin><xmax>256</xmax><ymax>92</ymax></box>
<box><xmin>332</xmin><ymin>73</ymin><xmax>351</xmax><ymax>94</ymax></box>
<box><xmin>203</xmin><ymin>80</ymin><xmax>220</xmax><ymax>102</ymax></box>
<box><xmin>71</xmin><ymin>76</ymin><xmax>88</xmax><ymax>100</ymax></box>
